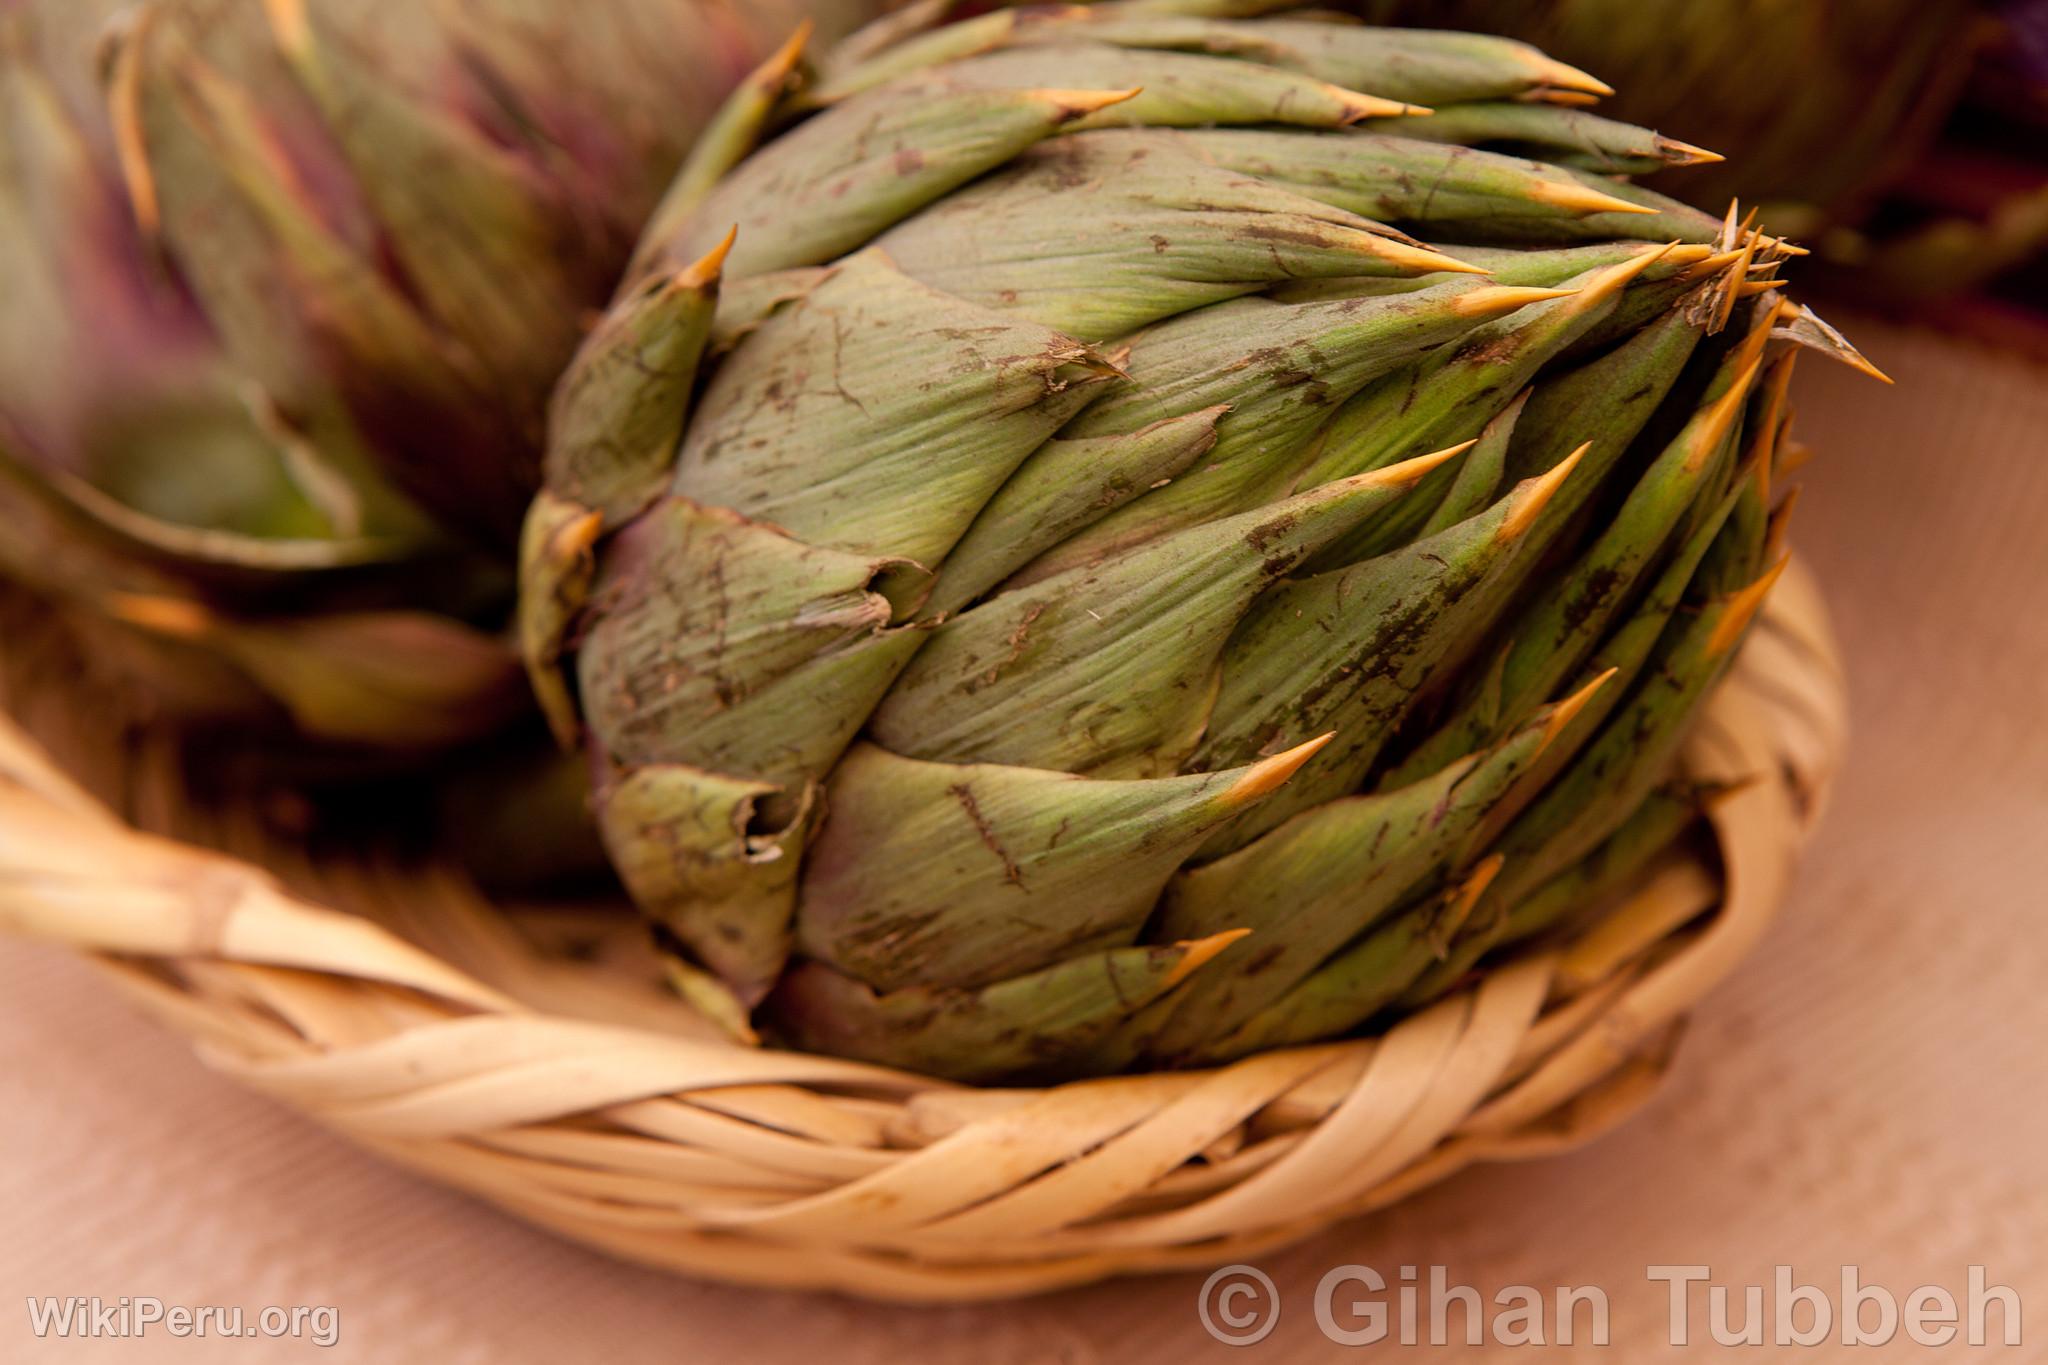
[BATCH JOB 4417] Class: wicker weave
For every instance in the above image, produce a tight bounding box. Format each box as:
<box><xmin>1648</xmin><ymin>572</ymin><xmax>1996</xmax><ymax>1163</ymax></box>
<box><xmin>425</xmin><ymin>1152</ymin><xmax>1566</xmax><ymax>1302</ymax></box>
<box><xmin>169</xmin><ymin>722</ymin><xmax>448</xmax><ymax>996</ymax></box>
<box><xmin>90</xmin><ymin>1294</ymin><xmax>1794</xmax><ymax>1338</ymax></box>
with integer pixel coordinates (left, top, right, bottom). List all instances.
<box><xmin>0</xmin><ymin>564</ymin><xmax>1845</xmax><ymax>1302</ymax></box>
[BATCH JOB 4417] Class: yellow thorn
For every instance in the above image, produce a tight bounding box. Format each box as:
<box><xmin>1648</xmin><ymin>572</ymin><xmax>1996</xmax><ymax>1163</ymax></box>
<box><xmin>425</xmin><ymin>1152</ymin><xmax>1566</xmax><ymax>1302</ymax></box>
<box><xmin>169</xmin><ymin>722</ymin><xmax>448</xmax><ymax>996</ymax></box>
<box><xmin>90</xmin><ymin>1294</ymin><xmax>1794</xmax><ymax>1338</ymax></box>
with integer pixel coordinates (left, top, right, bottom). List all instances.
<box><xmin>1655</xmin><ymin>135</ymin><xmax>1724</xmax><ymax>166</ymax></box>
<box><xmin>1661</xmin><ymin>244</ymin><xmax>1721</xmax><ymax>267</ymax></box>
<box><xmin>1334</xmin><ymin>87</ymin><xmax>1432</xmax><ymax>121</ymax></box>
<box><xmin>1525</xmin><ymin>178</ymin><xmax>1657</xmax><ymax>217</ymax></box>
<box><xmin>1570</xmin><ymin>242</ymin><xmax>1678</xmax><ymax>311</ymax></box>
<box><xmin>1526</xmin><ymin>88</ymin><xmax>1602</xmax><ymax>108</ymax></box>
<box><xmin>1711</xmin><ymin>294</ymin><xmax>1783</xmax><ymax>383</ymax></box>
<box><xmin>102</xmin><ymin>593</ymin><xmax>216</xmax><ymax>640</ymax></box>
<box><xmin>1163</xmin><ymin>929</ymin><xmax>1254</xmax><ymax>991</ymax></box>
<box><xmin>1717</xmin><ymin>200</ymin><xmax>1742</xmax><ymax>252</ymax></box>
<box><xmin>1368</xmin><ymin>439</ymin><xmax>1479</xmax><ymax>490</ymax></box>
<box><xmin>1727</xmin><ymin>300</ymin><xmax>1780</xmax><ymax>372</ymax></box>
<box><xmin>1543</xmin><ymin>668</ymin><xmax>1618</xmax><ymax>746</ymax></box>
<box><xmin>1522</xmin><ymin>53</ymin><xmax>1615</xmax><ymax>97</ymax></box>
<box><xmin>759</xmin><ymin>20</ymin><xmax>815</xmax><ymax>91</ymax></box>
<box><xmin>660</xmin><ymin>958</ymin><xmax>760</xmax><ymax>1045</ymax></box>
<box><xmin>1226</xmin><ymin>733</ymin><xmax>1337</xmax><ymax>805</ymax></box>
<box><xmin>1442</xmin><ymin>855</ymin><xmax>1507</xmax><ymax>937</ymax></box>
<box><xmin>1039</xmin><ymin>87</ymin><xmax>1143</xmax><ymax>122</ymax></box>
<box><xmin>1370</xmin><ymin>237</ymin><xmax>1492</xmax><ymax>276</ymax></box>
<box><xmin>1707</xmin><ymin>558</ymin><xmax>1789</xmax><ymax>656</ymax></box>
<box><xmin>1746</xmin><ymin>351</ymin><xmax>1798</xmax><ymax>466</ymax></box>
<box><xmin>1500</xmin><ymin>442</ymin><xmax>1587</xmax><ymax>541</ymax></box>
<box><xmin>1744</xmin><ymin>356</ymin><xmax>1794</xmax><ymax>505</ymax></box>
<box><xmin>1448</xmin><ymin>283</ymin><xmax>1578</xmax><ymax>317</ymax></box>
<box><xmin>549</xmin><ymin>503</ymin><xmax>605</xmax><ymax>568</ymax></box>
<box><xmin>1786</xmin><ymin>310</ymin><xmax>1893</xmax><ymax>384</ymax></box>
<box><xmin>676</xmin><ymin>225</ymin><xmax>739</xmax><ymax>290</ymax></box>
<box><xmin>1740</xmin><ymin>440</ymin><xmax>1775</xmax><ymax>511</ymax></box>
<box><xmin>1685</xmin><ymin>352</ymin><xmax>1766</xmax><ymax>471</ymax></box>
<box><xmin>1712</xmin><ymin>237</ymin><xmax>1757</xmax><ymax>332</ymax></box>
<box><xmin>1677</xmin><ymin>247</ymin><xmax>1750</xmax><ymax>283</ymax></box>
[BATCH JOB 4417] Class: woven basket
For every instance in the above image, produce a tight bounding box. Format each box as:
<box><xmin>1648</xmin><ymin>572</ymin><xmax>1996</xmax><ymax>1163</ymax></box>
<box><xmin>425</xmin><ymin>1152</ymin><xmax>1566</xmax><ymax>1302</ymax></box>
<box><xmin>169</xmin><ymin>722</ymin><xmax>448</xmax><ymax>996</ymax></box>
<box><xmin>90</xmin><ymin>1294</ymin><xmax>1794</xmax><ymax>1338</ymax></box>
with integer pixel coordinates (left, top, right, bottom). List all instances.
<box><xmin>0</xmin><ymin>564</ymin><xmax>1846</xmax><ymax>1302</ymax></box>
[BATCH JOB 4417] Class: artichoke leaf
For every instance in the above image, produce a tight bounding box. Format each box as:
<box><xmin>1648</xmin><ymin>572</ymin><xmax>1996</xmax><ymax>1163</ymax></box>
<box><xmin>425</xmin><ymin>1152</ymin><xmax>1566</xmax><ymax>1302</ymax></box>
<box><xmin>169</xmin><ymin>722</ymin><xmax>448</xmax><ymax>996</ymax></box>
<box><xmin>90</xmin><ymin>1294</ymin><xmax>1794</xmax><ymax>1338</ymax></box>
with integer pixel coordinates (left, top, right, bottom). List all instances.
<box><xmin>769</xmin><ymin>930</ymin><xmax>1248</xmax><ymax>1083</ymax></box>
<box><xmin>1193</xmin><ymin>449</ymin><xmax>1588</xmax><ymax>848</ymax></box>
<box><xmin>870</xmin><ymin>445</ymin><xmax>1468</xmax><ymax>776</ymax></box>
<box><xmin>594</xmin><ymin>762</ymin><xmax>819</xmax><ymax>1012</ymax></box>
<box><xmin>1398</xmin><ymin>557</ymin><xmax>1783</xmax><ymax>1009</ymax></box>
<box><xmin>545</xmin><ymin>234</ymin><xmax>729</xmax><ymax>527</ymax></box>
<box><xmin>666</xmin><ymin>83</ymin><xmax>1140</xmax><ymax>281</ymax></box>
<box><xmin>877</xmin><ymin>130</ymin><xmax>1479</xmax><ymax>341</ymax></box>
<box><xmin>1181</xmin><ymin>127</ymin><xmax>1660</xmax><ymax>231</ymax></box>
<box><xmin>926</xmin><ymin>405</ymin><xmax>1227</xmax><ymax>617</ymax></box>
<box><xmin>1188</xmin><ymin>856</ymin><xmax>1505</xmax><ymax>1064</ymax></box>
<box><xmin>576</xmin><ymin>496</ymin><xmax>932</xmax><ymax>791</ymax></box>
<box><xmin>1357</xmin><ymin>101</ymin><xmax>1724</xmax><ymax>176</ymax></box>
<box><xmin>1015</xmin><ymin>275</ymin><xmax>1575</xmax><ymax>580</ymax></box>
<box><xmin>673</xmin><ymin>250</ymin><xmax>1119</xmax><ymax>568</ymax></box>
<box><xmin>936</xmin><ymin>43</ymin><xmax>1424</xmax><ymax>129</ymax></box>
<box><xmin>1146</xmin><ymin>677</ymin><xmax>1608</xmax><ymax>1059</ymax></box>
<box><xmin>795</xmin><ymin>734</ymin><xmax>1331</xmax><ymax>992</ymax></box>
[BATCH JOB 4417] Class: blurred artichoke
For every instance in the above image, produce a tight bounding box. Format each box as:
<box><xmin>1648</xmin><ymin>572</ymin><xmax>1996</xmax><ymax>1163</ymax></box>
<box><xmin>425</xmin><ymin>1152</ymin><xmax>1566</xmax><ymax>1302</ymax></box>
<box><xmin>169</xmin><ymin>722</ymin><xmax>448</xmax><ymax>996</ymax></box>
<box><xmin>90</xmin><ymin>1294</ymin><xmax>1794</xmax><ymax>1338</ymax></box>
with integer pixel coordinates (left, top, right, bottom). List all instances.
<box><xmin>522</xmin><ymin>1</ymin><xmax>1876</xmax><ymax>1079</ymax></box>
<box><xmin>1349</xmin><ymin>0</ymin><xmax>2048</xmax><ymax>318</ymax></box>
<box><xmin>1349</xmin><ymin>0</ymin><xmax>1989</xmax><ymax>239</ymax></box>
<box><xmin>0</xmin><ymin>0</ymin><xmax>879</xmax><ymax>749</ymax></box>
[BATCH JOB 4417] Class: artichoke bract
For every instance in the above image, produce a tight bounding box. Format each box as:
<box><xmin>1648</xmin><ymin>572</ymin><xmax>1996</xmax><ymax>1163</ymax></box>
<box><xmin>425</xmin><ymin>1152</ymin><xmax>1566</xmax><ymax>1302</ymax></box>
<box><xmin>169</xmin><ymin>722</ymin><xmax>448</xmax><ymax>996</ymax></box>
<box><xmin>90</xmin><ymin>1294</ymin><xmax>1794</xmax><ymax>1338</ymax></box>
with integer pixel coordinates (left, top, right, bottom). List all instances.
<box><xmin>0</xmin><ymin>0</ymin><xmax>879</xmax><ymax>749</ymax></box>
<box><xmin>523</xmin><ymin>1</ymin><xmax>1878</xmax><ymax>1082</ymax></box>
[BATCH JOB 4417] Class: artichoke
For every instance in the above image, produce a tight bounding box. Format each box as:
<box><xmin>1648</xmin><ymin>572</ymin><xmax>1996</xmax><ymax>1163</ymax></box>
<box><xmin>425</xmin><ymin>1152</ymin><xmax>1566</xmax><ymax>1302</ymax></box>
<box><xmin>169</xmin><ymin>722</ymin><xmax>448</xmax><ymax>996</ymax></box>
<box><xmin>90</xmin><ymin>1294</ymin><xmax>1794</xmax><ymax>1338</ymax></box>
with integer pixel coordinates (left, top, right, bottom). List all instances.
<box><xmin>0</xmin><ymin>0</ymin><xmax>879</xmax><ymax>749</ymax></box>
<box><xmin>522</xmin><ymin>1</ymin><xmax>1879</xmax><ymax>1082</ymax></box>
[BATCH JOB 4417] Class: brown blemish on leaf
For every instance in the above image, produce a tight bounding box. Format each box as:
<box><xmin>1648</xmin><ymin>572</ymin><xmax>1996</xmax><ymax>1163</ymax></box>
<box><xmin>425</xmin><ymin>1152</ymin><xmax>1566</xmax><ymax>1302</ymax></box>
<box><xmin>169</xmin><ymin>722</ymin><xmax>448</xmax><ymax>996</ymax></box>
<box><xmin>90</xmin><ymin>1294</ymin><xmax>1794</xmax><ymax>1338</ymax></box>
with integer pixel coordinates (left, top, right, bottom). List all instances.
<box><xmin>973</xmin><ymin>600</ymin><xmax>1048</xmax><ymax>691</ymax></box>
<box><xmin>1452</xmin><ymin>332</ymin><xmax>1526</xmax><ymax>367</ymax></box>
<box><xmin>1244</xmin><ymin>512</ymin><xmax>1299</xmax><ymax>552</ymax></box>
<box><xmin>949</xmin><ymin>783</ymin><xmax>1024</xmax><ymax>887</ymax></box>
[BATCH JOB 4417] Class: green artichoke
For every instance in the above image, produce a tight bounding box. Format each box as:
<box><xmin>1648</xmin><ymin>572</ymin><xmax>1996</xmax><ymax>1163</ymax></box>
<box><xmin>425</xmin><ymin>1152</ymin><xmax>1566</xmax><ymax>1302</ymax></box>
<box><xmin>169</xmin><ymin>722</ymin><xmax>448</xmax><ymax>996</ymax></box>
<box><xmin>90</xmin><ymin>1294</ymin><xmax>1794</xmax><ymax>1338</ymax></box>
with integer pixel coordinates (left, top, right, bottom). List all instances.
<box><xmin>0</xmin><ymin>0</ymin><xmax>879</xmax><ymax>749</ymax></box>
<box><xmin>506</xmin><ymin>1</ymin><xmax>1874</xmax><ymax>1083</ymax></box>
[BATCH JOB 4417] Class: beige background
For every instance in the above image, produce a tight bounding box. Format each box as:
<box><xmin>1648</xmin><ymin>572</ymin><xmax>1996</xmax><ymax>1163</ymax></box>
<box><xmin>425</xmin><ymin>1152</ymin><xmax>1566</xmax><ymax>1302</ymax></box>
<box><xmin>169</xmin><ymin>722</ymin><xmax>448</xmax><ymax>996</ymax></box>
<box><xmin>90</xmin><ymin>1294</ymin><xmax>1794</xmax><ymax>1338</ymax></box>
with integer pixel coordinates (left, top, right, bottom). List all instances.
<box><xmin>3</xmin><ymin>316</ymin><xmax>2044</xmax><ymax>1361</ymax></box>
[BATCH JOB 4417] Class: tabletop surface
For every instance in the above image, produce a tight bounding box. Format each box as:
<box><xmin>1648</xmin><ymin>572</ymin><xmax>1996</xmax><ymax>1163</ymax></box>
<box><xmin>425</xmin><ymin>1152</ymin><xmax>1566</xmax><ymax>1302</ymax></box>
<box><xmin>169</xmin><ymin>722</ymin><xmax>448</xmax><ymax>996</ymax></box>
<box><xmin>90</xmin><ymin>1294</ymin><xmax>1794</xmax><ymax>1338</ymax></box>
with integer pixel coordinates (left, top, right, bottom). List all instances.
<box><xmin>3</xmin><ymin>315</ymin><xmax>2044</xmax><ymax>1362</ymax></box>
